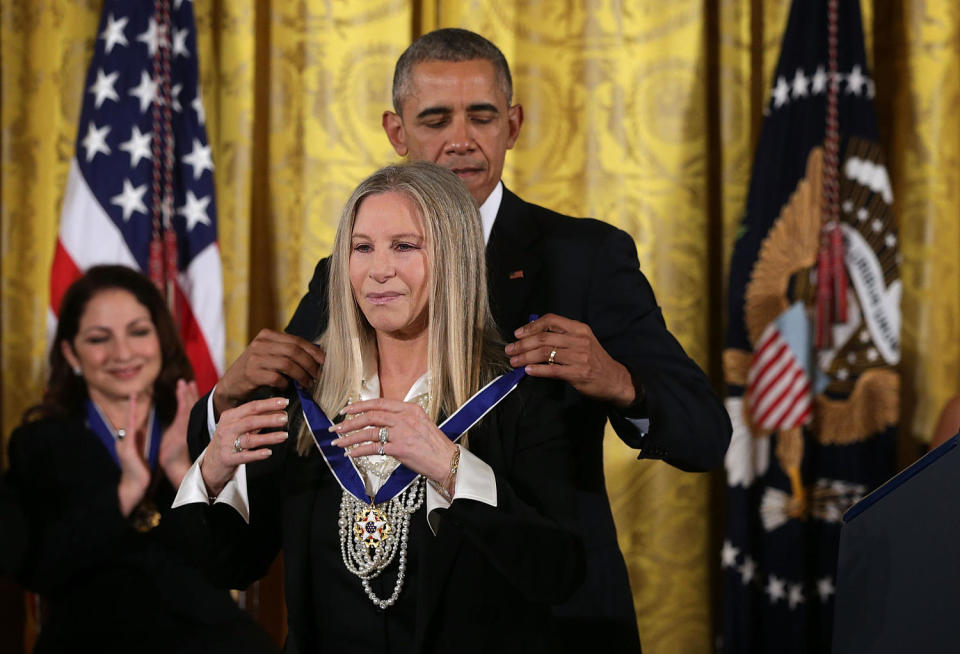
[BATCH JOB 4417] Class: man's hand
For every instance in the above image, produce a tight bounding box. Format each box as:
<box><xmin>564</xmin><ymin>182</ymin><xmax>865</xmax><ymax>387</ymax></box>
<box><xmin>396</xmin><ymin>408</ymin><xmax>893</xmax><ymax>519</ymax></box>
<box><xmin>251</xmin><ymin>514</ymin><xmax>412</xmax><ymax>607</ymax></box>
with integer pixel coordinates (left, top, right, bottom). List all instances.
<box><xmin>505</xmin><ymin>313</ymin><xmax>638</xmax><ymax>407</ymax></box>
<box><xmin>213</xmin><ymin>329</ymin><xmax>325</xmax><ymax>419</ymax></box>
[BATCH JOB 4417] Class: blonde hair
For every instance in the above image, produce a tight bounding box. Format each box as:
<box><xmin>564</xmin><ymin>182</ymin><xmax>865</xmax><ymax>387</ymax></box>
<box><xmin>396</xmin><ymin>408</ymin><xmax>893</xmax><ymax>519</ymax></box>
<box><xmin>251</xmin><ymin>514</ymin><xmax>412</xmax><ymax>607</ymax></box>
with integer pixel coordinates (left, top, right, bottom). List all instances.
<box><xmin>298</xmin><ymin>162</ymin><xmax>506</xmax><ymax>453</ymax></box>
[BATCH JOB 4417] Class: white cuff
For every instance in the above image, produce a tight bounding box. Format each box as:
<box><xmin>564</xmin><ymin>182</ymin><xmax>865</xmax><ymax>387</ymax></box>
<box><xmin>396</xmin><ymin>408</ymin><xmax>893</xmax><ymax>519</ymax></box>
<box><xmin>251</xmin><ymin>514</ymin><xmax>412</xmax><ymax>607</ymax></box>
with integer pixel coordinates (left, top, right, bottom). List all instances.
<box><xmin>205</xmin><ymin>387</ymin><xmax>218</xmax><ymax>443</ymax></box>
<box><xmin>172</xmin><ymin>447</ymin><xmax>251</xmax><ymax>523</ymax></box>
<box><xmin>426</xmin><ymin>445</ymin><xmax>497</xmax><ymax>534</ymax></box>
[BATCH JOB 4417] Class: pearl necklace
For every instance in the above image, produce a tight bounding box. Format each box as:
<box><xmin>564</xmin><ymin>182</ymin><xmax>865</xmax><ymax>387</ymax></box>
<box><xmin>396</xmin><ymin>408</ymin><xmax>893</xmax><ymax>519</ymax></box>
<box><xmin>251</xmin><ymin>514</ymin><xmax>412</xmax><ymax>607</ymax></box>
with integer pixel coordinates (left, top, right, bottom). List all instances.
<box><xmin>337</xmin><ymin>392</ymin><xmax>429</xmax><ymax>609</ymax></box>
<box><xmin>338</xmin><ymin>478</ymin><xmax>424</xmax><ymax>609</ymax></box>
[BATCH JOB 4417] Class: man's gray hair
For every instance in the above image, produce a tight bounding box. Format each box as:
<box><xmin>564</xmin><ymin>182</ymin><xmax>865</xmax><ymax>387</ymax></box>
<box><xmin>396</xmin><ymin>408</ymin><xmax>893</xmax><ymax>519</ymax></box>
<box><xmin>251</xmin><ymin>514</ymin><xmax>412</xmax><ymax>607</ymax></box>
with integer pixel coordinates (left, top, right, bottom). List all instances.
<box><xmin>392</xmin><ymin>28</ymin><xmax>513</xmax><ymax>114</ymax></box>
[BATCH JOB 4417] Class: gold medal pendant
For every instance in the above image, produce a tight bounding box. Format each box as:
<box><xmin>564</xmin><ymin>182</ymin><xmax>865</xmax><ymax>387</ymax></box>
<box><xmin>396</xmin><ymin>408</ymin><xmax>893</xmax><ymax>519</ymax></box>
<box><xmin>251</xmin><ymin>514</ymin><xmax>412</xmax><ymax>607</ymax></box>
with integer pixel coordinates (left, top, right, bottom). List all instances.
<box><xmin>354</xmin><ymin>504</ymin><xmax>392</xmax><ymax>548</ymax></box>
<box><xmin>130</xmin><ymin>499</ymin><xmax>162</xmax><ymax>533</ymax></box>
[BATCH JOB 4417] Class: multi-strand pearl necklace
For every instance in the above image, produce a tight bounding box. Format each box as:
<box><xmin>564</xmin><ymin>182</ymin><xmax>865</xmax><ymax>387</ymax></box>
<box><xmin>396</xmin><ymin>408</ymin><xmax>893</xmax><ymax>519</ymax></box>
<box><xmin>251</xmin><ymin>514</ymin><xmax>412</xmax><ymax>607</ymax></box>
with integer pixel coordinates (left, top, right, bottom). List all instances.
<box><xmin>337</xmin><ymin>392</ymin><xmax>429</xmax><ymax>609</ymax></box>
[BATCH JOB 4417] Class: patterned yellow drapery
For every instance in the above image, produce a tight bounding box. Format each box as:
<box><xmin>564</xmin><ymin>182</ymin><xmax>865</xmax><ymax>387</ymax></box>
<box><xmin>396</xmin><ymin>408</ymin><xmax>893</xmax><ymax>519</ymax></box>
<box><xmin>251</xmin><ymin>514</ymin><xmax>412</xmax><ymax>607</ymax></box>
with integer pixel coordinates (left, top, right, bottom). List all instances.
<box><xmin>2</xmin><ymin>1</ymin><xmax>959</xmax><ymax>652</ymax></box>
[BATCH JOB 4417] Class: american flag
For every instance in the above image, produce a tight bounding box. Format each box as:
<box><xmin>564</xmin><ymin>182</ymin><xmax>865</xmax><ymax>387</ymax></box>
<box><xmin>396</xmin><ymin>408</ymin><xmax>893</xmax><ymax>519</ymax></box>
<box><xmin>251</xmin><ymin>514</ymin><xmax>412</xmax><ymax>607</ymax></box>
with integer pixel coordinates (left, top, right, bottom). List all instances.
<box><xmin>746</xmin><ymin>319</ymin><xmax>813</xmax><ymax>432</ymax></box>
<box><xmin>50</xmin><ymin>0</ymin><xmax>223</xmax><ymax>392</ymax></box>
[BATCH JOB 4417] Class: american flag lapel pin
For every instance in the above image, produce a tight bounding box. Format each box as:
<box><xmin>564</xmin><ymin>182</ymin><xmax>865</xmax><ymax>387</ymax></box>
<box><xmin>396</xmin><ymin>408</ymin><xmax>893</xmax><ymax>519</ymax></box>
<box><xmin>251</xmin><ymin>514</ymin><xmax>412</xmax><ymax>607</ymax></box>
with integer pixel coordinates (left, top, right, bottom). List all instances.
<box><xmin>509</xmin><ymin>269</ymin><xmax>524</xmax><ymax>280</ymax></box>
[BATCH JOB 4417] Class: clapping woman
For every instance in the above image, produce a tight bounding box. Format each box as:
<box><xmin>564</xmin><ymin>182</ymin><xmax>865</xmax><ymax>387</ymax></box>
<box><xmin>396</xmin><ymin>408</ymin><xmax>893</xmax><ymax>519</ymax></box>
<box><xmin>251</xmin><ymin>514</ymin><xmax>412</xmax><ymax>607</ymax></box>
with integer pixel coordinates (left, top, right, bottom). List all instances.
<box><xmin>5</xmin><ymin>266</ymin><xmax>275</xmax><ymax>653</ymax></box>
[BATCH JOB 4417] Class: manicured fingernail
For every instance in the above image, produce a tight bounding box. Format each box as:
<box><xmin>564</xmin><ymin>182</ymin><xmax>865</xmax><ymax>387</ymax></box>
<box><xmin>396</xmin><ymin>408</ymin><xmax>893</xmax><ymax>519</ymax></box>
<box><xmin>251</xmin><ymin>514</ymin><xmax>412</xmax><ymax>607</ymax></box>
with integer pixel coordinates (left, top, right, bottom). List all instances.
<box><xmin>328</xmin><ymin>424</ymin><xmax>339</xmax><ymax>432</ymax></box>
<box><xmin>330</xmin><ymin>437</ymin><xmax>340</xmax><ymax>446</ymax></box>
<box><xmin>505</xmin><ymin>343</ymin><xmax>515</xmax><ymax>354</ymax></box>
<box><xmin>279</xmin><ymin>413</ymin><xmax>288</xmax><ymax>424</ymax></box>
<box><xmin>278</xmin><ymin>398</ymin><xmax>289</xmax><ymax>407</ymax></box>
<box><xmin>514</xmin><ymin>327</ymin><xmax>524</xmax><ymax>337</ymax></box>
<box><xmin>510</xmin><ymin>357</ymin><xmax>519</xmax><ymax>366</ymax></box>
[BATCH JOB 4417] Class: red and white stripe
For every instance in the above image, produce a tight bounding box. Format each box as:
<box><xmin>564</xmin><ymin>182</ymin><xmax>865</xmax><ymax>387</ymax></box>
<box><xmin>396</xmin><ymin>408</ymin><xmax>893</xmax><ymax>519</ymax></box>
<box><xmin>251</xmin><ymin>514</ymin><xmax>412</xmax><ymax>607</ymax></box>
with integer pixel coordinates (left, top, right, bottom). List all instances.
<box><xmin>746</xmin><ymin>324</ymin><xmax>813</xmax><ymax>432</ymax></box>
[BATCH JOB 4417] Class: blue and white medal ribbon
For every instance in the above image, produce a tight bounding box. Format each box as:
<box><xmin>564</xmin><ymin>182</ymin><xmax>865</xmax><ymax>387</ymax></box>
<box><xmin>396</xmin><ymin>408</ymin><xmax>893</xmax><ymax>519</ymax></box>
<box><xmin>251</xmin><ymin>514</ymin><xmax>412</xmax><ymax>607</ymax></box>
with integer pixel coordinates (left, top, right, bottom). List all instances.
<box><xmin>295</xmin><ymin>365</ymin><xmax>526</xmax><ymax>505</ymax></box>
<box><xmin>85</xmin><ymin>400</ymin><xmax>161</xmax><ymax>470</ymax></box>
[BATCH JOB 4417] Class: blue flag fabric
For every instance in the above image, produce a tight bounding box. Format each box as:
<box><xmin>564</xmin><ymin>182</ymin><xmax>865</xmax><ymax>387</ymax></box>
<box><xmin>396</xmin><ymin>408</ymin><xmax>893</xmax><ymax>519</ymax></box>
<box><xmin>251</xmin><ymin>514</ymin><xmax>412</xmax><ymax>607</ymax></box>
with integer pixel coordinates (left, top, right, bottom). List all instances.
<box><xmin>721</xmin><ymin>1</ymin><xmax>899</xmax><ymax>652</ymax></box>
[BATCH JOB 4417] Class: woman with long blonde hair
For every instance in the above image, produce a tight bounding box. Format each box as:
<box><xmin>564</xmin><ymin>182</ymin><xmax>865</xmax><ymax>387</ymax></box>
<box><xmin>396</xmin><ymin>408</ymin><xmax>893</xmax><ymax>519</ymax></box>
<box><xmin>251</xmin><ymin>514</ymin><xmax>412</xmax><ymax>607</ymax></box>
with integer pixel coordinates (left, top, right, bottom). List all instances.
<box><xmin>174</xmin><ymin>162</ymin><xmax>584</xmax><ymax>652</ymax></box>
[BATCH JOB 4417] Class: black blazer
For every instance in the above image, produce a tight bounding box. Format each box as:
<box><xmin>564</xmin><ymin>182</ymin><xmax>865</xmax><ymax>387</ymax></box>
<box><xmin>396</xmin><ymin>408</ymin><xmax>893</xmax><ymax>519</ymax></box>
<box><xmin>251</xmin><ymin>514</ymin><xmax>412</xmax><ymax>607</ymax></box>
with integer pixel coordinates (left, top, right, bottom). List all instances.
<box><xmin>283</xmin><ymin>187</ymin><xmax>732</xmax><ymax>651</ymax></box>
<box><xmin>5</xmin><ymin>416</ymin><xmax>275</xmax><ymax>654</ymax></box>
<box><xmin>177</xmin><ymin>379</ymin><xmax>585</xmax><ymax>653</ymax></box>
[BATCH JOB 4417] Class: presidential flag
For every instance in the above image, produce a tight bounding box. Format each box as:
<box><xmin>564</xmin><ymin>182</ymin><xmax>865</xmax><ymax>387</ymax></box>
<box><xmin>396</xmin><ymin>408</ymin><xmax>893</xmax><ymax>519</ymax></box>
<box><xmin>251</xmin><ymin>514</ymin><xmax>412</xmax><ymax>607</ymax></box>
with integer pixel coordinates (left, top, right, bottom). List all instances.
<box><xmin>721</xmin><ymin>1</ymin><xmax>898</xmax><ymax>651</ymax></box>
<box><xmin>50</xmin><ymin>0</ymin><xmax>223</xmax><ymax>392</ymax></box>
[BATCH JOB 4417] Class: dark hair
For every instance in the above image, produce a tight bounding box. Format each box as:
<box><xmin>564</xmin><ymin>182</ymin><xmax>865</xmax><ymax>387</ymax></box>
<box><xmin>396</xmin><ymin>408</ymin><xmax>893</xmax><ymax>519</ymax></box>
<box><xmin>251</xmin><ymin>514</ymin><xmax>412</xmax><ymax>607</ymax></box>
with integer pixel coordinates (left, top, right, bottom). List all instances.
<box><xmin>392</xmin><ymin>28</ymin><xmax>513</xmax><ymax>113</ymax></box>
<box><xmin>25</xmin><ymin>265</ymin><xmax>193</xmax><ymax>428</ymax></box>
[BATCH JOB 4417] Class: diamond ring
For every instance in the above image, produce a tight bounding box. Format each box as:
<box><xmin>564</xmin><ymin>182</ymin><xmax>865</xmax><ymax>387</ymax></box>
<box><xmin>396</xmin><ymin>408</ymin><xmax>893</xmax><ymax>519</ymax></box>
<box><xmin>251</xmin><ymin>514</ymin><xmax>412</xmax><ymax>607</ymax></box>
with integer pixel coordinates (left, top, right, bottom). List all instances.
<box><xmin>547</xmin><ymin>348</ymin><xmax>558</xmax><ymax>364</ymax></box>
<box><xmin>233</xmin><ymin>436</ymin><xmax>243</xmax><ymax>453</ymax></box>
<box><xmin>378</xmin><ymin>426</ymin><xmax>389</xmax><ymax>445</ymax></box>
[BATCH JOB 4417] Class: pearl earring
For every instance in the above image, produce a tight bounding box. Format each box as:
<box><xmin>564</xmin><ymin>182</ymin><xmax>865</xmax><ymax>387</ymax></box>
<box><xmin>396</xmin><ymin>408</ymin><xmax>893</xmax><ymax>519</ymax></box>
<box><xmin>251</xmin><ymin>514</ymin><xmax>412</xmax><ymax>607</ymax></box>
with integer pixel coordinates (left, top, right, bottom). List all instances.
<box><xmin>72</xmin><ymin>365</ymin><xmax>82</xmax><ymax>376</ymax></box>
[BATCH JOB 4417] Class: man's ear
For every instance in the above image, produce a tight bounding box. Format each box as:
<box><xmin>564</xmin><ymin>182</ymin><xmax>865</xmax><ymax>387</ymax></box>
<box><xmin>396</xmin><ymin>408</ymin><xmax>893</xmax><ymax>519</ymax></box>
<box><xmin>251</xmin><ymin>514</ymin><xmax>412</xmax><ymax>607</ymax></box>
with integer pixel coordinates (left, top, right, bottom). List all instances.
<box><xmin>382</xmin><ymin>111</ymin><xmax>408</xmax><ymax>156</ymax></box>
<box><xmin>505</xmin><ymin>104</ymin><xmax>523</xmax><ymax>150</ymax></box>
<box><xmin>61</xmin><ymin>340</ymin><xmax>80</xmax><ymax>372</ymax></box>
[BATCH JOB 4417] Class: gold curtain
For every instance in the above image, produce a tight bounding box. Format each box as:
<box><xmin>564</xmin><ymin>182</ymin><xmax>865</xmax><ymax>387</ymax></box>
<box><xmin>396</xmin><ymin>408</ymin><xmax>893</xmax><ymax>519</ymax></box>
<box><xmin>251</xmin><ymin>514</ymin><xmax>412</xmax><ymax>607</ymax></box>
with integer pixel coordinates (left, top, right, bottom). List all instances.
<box><xmin>2</xmin><ymin>1</ymin><xmax>959</xmax><ymax>652</ymax></box>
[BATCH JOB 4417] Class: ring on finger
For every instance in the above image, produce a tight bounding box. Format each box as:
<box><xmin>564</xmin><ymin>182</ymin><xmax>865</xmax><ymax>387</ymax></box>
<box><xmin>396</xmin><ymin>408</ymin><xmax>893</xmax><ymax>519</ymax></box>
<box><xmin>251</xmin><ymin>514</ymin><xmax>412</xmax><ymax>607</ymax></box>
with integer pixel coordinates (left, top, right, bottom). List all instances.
<box><xmin>377</xmin><ymin>444</ymin><xmax>385</xmax><ymax>456</ymax></box>
<box><xmin>233</xmin><ymin>436</ymin><xmax>243</xmax><ymax>453</ymax></box>
<box><xmin>378</xmin><ymin>426</ymin><xmax>389</xmax><ymax>445</ymax></box>
<box><xmin>547</xmin><ymin>348</ymin><xmax>558</xmax><ymax>364</ymax></box>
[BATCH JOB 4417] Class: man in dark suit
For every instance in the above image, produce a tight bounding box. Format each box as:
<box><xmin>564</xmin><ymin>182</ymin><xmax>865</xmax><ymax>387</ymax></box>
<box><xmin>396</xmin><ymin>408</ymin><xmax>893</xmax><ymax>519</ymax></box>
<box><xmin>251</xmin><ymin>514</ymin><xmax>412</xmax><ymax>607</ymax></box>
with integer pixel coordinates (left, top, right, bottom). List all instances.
<box><xmin>199</xmin><ymin>28</ymin><xmax>730</xmax><ymax>651</ymax></box>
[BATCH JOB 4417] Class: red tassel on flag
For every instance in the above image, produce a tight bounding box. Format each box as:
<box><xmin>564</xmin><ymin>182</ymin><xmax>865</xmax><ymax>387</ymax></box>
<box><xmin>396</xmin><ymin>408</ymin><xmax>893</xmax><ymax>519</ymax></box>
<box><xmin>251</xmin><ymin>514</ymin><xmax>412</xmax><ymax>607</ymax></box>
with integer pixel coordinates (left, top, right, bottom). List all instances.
<box><xmin>164</xmin><ymin>224</ymin><xmax>178</xmax><ymax>320</ymax></box>
<box><xmin>830</xmin><ymin>224</ymin><xmax>847</xmax><ymax>323</ymax></box>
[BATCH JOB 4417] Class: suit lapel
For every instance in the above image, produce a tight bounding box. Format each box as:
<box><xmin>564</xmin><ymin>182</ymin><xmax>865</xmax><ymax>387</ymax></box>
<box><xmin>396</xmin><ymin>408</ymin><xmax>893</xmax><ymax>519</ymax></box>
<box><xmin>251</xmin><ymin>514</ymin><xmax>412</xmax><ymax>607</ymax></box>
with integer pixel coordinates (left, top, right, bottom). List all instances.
<box><xmin>486</xmin><ymin>187</ymin><xmax>544</xmax><ymax>338</ymax></box>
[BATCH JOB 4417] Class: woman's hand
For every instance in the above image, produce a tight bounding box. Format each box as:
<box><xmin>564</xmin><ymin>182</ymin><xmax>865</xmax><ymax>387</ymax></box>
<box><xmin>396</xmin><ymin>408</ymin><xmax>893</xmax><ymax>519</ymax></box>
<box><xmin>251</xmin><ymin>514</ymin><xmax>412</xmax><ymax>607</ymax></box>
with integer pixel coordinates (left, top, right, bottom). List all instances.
<box><xmin>158</xmin><ymin>379</ymin><xmax>198</xmax><ymax>488</ymax></box>
<box><xmin>330</xmin><ymin>398</ymin><xmax>458</xmax><ymax>490</ymax></box>
<box><xmin>200</xmin><ymin>397</ymin><xmax>289</xmax><ymax>497</ymax></box>
<box><xmin>116</xmin><ymin>394</ymin><xmax>151</xmax><ymax>517</ymax></box>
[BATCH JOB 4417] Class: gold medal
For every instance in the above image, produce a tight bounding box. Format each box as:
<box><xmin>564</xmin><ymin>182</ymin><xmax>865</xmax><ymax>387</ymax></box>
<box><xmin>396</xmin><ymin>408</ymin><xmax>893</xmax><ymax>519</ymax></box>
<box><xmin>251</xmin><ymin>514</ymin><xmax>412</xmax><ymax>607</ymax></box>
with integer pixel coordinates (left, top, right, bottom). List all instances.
<box><xmin>353</xmin><ymin>504</ymin><xmax>392</xmax><ymax>548</ymax></box>
<box><xmin>130</xmin><ymin>499</ymin><xmax>162</xmax><ymax>533</ymax></box>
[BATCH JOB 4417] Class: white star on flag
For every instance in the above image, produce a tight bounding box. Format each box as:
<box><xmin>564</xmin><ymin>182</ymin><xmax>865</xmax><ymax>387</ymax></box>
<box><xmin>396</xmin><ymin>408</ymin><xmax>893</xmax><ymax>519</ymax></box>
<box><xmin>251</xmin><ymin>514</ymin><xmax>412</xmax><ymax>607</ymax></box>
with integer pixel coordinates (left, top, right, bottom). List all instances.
<box><xmin>182</xmin><ymin>139</ymin><xmax>213</xmax><ymax>180</ymax></box>
<box><xmin>169</xmin><ymin>84</ymin><xmax>183</xmax><ymax>112</ymax></box>
<box><xmin>738</xmin><ymin>556</ymin><xmax>756</xmax><ymax>584</ymax></box>
<box><xmin>772</xmin><ymin>76</ymin><xmax>791</xmax><ymax>108</ymax></box>
<box><xmin>178</xmin><ymin>190</ymin><xmax>211</xmax><ymax>231</ymax></box>
<box><xmin>88</xmin><ymin>68</ymin><xmax>120</xmax><ymax>108</ymax></box>
<box><xmin>137</xmin><ymin>17</ymin><xmax>168</xmax><ymax>58</ymax></box>
<box><xmin>792</xmin><ymin>68</ymin><xmax>809</xmax><ymax>98</ymax></box>
<box><xmin>129</xmin><ymin>70</ymin><xmax>158</xmax><ymax>113</ymax></box>
<box><xmin>721</xmin><ymin>540</ymin><xmax>740</xmax><ymax>568</ymax></box>
<box><xmin>81</xmin><ymin>121</ymin><xmax>111</xmax><ymax>162</ymax></box>
<box><xmin>812</xmin><ymin>66</ymin><xmax>828</xmax><ymax>94</ymax></box>
<box><xmin>192</xmin><ymin>93</ymin><xmax>206</xmax><ymax>126</ymax></box>
<box><xmin>119</xmin><ymin>126</ymin><xmax>153</xmax><ymax>167</ymax></box>
<box><xmin>765</xmin><ymin>575</ymin><xmax>786</xmax><ymax>603</ymax></box>
<box><xmin>110</xmin><ymin>179</ymin><xmax>148</xmax><ymax>221</ymax></box>
<box><xmin>99</xmin><ymin>14</ymin><xmax>129</xmax><ymax>54</ymax></box>
<box><xmin>172</xmin><ymin>27</ymin><xmax>190</xmax><ymax>58</ymax></box>
<box><xmin>846</xmin><ymin>65</ymin><xmax>867</xmax><ymax>95</ymax></box>
<box><xmin>816</xmin><ymin>576</ymin><xmax>836</xmax><ymax>602</ymax></box>
<box><xmin>788</xmin><ymin>584</ymin><xmax>806</xmax><ymax>610</ymax></box>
